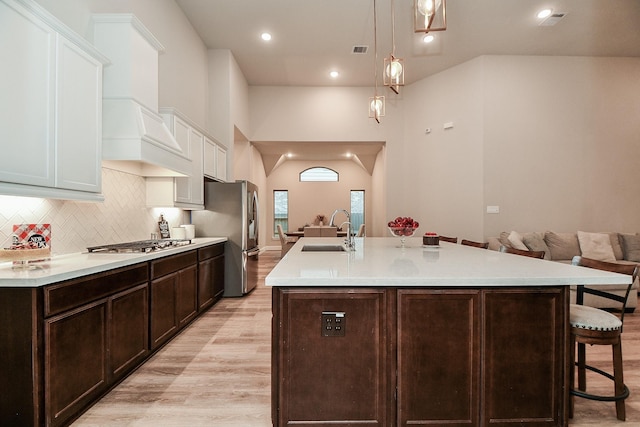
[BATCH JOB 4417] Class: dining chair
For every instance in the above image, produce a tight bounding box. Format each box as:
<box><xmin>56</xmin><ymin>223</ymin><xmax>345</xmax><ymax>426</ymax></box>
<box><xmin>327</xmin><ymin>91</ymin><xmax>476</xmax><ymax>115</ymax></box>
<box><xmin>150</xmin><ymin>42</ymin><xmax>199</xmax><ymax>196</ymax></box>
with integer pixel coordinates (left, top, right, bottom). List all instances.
<box><xmin>569</xmin><ymin>256</ymin><xmax>638</xmax><ymax>421</ymax></box>
<box><xmin>499</xmin><ymin>245</ymin><xmax>545</xmax><ymax>259</ymax></box>
<box><xmin>277</xmin><ymin>224</ymin><xmax>297</xmax><ymax>257</ymax></box>
<box><xmin>356</xmin><ymin>224</ymin><xmax>365</xmax><ymax>237</ymax></box>
<box><xmin>439</xmin><ymin>235</ymin><xmax>458</xmax><ymax>244</ymax></box>
<box><xmin>460</xmin><ymin>239</ymin><xmax>489</xmax><ymax>249</ymax></box>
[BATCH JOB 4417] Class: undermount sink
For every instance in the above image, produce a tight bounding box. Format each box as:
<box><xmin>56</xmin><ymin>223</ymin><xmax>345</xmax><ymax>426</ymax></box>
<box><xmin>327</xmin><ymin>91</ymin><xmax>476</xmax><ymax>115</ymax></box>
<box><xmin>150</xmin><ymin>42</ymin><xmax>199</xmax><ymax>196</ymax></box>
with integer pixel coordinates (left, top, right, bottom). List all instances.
<box><xmin>301</xmin><ymin>244</ymin><xmax>346</xmax><ymax>252</ymax></box>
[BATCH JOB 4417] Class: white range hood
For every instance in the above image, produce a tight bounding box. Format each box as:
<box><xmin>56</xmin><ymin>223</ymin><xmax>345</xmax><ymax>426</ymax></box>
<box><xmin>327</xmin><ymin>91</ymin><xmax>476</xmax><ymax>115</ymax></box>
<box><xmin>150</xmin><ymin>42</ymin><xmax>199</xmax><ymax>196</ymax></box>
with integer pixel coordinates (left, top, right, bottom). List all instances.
<box><xmin>92</xmin><ymin>14</ymin><xmax>191</xmax><ymax>177</ymax></box>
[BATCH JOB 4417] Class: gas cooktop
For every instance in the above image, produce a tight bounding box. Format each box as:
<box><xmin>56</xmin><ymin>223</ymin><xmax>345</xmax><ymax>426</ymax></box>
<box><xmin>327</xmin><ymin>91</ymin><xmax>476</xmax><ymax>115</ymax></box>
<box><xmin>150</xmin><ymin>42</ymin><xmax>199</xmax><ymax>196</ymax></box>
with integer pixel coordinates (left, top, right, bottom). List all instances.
<box><xmin>87</xmin><ymin>239</ymin><xmax>192</xmax><ymax>254</ymax></box>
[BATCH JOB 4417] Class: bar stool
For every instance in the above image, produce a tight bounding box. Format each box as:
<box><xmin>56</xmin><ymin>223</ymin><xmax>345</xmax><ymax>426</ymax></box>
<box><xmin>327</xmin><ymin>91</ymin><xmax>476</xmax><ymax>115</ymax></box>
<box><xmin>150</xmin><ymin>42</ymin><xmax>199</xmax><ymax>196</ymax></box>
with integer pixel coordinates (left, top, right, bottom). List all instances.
<box><xmin>499</xmin><ymin>245</ymin><xmax>545</xmax><ymax>259</ymax></box>
<box><xmin>439</xmin><ymin>235</ymin><xmax>457</xmax><ymax>244</ymax></box>
<box><xmin>569</xmin><ymin>256</ymin><xmax>638</xmax><ymax>421</ymax></box>
<box><xmin>460</xmin><ymin>239</ymin><xmax>489</xmax><ymax>249</ymax></box>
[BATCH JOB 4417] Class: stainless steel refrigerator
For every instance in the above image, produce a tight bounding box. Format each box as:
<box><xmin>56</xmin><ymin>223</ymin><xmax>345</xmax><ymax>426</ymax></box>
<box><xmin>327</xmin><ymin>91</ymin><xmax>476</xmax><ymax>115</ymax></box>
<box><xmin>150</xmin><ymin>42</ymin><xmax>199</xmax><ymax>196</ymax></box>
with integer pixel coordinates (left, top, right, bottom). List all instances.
<box><xmin>191</xmin><ymin>180</ymin><xmax>259</xmax><ymax>297</ymax></box>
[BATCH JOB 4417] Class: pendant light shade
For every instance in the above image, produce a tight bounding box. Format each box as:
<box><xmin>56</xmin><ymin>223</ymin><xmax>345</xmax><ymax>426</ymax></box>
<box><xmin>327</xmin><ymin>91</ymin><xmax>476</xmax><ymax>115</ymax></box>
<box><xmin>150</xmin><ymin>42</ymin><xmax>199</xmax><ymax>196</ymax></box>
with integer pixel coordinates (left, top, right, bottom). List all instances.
<box><xmin>383</xmin><ymin>55</ymin><xmax>404</xmax><ymax>94</ymax></box>
<box><xmin>369</xmin><ymin>0</ymin><xmax>384</xmax><ymax>123</ymax></box>
<box><xmin>368</xmin><ymin>95</ymin><xmax>385</xmax><ymax>123</ymax></box>
<box><xmin>384</xmin><ymin>0</ymin><xmax>404</xmax><ymax>94</ymax></box>
<box><xmin>414</xmin><ymin>0</ymin><xmax>447</xmax><ymax>33</ymax></box>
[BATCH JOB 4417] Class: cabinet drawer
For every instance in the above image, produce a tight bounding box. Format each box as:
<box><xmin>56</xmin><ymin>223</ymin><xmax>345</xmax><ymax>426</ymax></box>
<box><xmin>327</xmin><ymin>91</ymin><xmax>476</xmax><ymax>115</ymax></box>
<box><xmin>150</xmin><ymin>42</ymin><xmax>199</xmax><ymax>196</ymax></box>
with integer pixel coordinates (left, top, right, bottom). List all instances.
<box><xmin>151</xmin><ymin>250</ymin><xmax>197</xmax><ymax>279</ymax></box>
<box><xmin>198</xmin><ymin>243</ymin><xmax>224</xmax><ymax>261</ymax></box>
<box><xmin>44</xmin><ymin>263</ymin><xmax>148</xmax><ymax>317</ymax></box>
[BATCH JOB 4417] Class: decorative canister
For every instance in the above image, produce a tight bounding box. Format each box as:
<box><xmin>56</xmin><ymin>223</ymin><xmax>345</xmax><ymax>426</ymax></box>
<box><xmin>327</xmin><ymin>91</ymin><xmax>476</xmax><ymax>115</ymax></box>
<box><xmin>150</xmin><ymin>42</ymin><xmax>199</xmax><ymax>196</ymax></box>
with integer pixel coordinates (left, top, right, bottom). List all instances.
<box><xmin>423</xmin><ymin>233</ymin><xmax>440</xmax><ymax>246</ymax></box>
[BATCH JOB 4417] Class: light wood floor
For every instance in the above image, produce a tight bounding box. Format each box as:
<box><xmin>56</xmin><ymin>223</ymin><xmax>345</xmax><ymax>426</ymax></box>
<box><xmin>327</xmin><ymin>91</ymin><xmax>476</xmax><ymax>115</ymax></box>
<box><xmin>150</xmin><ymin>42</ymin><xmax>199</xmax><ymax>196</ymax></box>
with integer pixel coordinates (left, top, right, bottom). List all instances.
<box><xmin>73</xmin><ymin>250</ymin><xmax>640</xmax><ymax>426</ymax></box>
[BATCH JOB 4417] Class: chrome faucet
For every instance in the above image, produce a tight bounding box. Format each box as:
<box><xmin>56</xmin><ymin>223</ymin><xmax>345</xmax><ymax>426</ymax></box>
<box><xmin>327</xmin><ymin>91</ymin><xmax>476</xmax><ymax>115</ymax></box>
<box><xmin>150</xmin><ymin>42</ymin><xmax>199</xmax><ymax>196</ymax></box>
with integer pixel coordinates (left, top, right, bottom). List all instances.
<box><xmin>329</xmin><ymin>209</ymin><xmax>350</xmax><ymax>227</ymax></box>
<box><xmin>340</xmin><ymin>221</ymin><xmax>355</xmax><ymax>251</ymax></box>
<box><xmin>329</xmin><ymin>209</ymin><xmax>354</xmax><ymax>250</ymax></box>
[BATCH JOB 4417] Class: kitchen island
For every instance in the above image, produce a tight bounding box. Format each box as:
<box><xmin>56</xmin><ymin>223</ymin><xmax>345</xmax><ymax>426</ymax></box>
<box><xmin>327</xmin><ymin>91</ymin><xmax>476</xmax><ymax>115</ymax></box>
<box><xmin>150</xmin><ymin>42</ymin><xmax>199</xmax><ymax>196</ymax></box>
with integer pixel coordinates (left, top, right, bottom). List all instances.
<box><xmin>266</xmin><ymin>237</ymin><xmax>630</xmax><ymax>427</ymax></box>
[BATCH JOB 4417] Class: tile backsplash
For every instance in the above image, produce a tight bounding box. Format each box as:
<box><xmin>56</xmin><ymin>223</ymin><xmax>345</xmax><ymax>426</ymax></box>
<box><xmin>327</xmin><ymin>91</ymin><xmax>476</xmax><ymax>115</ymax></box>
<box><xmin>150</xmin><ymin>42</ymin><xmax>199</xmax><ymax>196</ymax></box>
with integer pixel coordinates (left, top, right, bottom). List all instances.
<box><xmin>0</xmin><ymin>168</ymin><xmax>189</xmax><ymax>255</ymax></box>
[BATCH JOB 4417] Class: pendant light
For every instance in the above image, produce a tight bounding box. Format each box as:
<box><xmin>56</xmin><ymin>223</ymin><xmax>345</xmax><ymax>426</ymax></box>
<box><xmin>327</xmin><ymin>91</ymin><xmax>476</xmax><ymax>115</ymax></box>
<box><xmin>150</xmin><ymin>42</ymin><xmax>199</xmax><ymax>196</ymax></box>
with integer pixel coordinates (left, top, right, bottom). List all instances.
<box><xmin>369</xmin><ymin>0</ymin><xmax>385</xmax><ymax>122</ymax></box>
<box><xmin>414</xmin><ymin>0</ymin><xmax>447</xmax><ymax>33</ymax></box>
<box><xmin>383</xmin><ymin>0</ymin><xmax>404</xmax><ymax>94</ymax></box>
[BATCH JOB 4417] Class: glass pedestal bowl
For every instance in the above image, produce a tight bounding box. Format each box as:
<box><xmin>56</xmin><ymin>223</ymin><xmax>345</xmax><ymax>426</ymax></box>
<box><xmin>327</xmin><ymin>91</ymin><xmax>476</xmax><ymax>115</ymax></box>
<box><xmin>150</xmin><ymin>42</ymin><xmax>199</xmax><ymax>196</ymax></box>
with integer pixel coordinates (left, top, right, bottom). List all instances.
<box><xmin>388</xmin><ymin>226</ymin><xmax>418</xmax><ymax>248</ymax></box>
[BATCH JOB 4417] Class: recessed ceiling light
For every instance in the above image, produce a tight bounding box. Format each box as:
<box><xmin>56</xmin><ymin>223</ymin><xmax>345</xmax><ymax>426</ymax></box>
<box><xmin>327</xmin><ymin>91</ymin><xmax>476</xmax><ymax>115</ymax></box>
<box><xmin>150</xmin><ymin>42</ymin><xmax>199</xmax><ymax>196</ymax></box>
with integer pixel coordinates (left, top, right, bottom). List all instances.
<box><xmin>423</xmin><ymin>34</ymin><xmax>435</xmax><ymax>43</ymax></box>
<box><xmin>286</xmin><ymin>152</ymin><xmax>293</xmax><ymax>158</ymax></box>
<box><xmin>330</xmin><ymin>71</ymin><xmax>339</xmax><ymax>78</ymax></box>
<box><xmin>261</xmin><ymin>32</ymin><xmax>272</xmax><ymax>41</ymax></box>
<box><xmin>537</xmin><ymin>9</ymin><xmax>552</xmax><ymax>19</ymax></box>
<box><xmin>345</xmin><ymin>152</ymin><xmax>352</xmax><ymax>158</ymax></box>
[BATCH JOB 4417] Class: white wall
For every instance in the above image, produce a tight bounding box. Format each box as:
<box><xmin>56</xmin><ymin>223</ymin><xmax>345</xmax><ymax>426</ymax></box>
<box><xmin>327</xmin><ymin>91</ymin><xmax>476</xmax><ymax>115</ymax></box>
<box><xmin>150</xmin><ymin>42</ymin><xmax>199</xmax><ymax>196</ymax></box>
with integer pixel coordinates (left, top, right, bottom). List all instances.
<box><xmin>482</xmin><ymin>56</ymin><xmax>640</xmax><ymax>237</ymax></box>
<box><xmin>249</xmin><ymin>56</ymin><xmax>640</xmax><ymax>240</ymax></box>
<box><xmin>266</xmin><ymin>160</ymin><xmax>374</xmax><ymax>245</ymax></box>
<box><xmin>403</xmin><ymin>57</ymin><xmax>485</xmax><ymax>240</ymax></box>
<box><xmin>249</xmin><ymin>86</ymin><xmax>400</xmax><ymax>236</ymax></box>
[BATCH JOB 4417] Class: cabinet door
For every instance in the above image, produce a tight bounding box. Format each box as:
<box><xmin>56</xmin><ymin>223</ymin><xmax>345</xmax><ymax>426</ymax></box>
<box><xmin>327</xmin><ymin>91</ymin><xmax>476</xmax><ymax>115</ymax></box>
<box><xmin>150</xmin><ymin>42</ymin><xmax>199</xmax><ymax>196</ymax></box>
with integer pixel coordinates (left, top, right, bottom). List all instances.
<box><xmin>397</xmin><ymin>290</ymin><xmax>480</xmax><ymax>427</ymax></box>
<box><xmin>274</xmin><ymin>288</ymin><xmax>391</xmax><ymax>426</ymax></box>
<box><xmin>175</xmin><ymin>127</ymin><xmax>203</xmax><ymax>205</ymax></box>
<box><xmin>0</xmin><ymin>0</ymin><xmax>55</xmax><ymax>187</ymax></box>
<box><xmin>198</xmin><ymin>252</ymin><xmax>224</xmax><ymax>310</ymax></box>
<box><xmin>150</xmin><ymin>273</ymin><xmax>178</xmax><ymax>350</ymax></box>
<box><xmin>176</xmin><ymin>264</ymin><xmax>198</xmax><ymax>327</ymax></box>
<box><xmin>203</xmin><ymin>137</ymin><xmax>217</xmax><ymax>179</ymax></box>
<box><xmin>216</xmin><ymin>145</ymin><xmax>227</xmax><ymax>181</ymax></box>
<box><xmin>110</xmin><ymin>284</ymin><xmax>149</xmax><ymax>381</ymax></box>
<box><xmin>482</xmin><ymin>288</ymin><xmax>567</xmax><ymax>426</ymax></box>
<box><xmin>55</xmin><ymin>35</ymin><xmax>102</xmax><ymax>193</ymax></box>
<box><xmin>45</xmin><ymin>300</ymin><xmax>107</xmax><ymax>427</ymax></box>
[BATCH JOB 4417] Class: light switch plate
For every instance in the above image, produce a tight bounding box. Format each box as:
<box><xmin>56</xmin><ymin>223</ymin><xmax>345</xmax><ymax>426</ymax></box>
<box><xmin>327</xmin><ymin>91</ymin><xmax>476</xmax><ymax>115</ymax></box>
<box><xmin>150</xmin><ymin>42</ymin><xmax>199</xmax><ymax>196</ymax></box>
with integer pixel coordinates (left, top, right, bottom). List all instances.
<box><xmin>486</xmin><ymin>205</ymin><xmax>500</xmax><ymax>214</ymax></box>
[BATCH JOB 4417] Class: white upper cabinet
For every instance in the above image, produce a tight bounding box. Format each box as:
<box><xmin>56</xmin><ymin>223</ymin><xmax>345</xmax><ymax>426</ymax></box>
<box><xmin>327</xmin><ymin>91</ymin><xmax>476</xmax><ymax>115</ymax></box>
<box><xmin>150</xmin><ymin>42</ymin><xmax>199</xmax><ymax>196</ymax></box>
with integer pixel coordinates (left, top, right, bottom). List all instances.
<box><xmin>146</xmin><ymin>108</ymin><xmax>208</xmax><ymax>209</ymax></box>
<box><xmin>204</xmin><ymin>136</ymin><xmax>227</xmax><ymax>182</ymax></box>
<box><xmin>216</xmin><ymin>145</ymin><xmax>227</xmax><ymax>182</ymax></box>
<box><xmin>0</xmin><ymin>0</ymin><xmax>108</xmax><ymax>201</ymax></box>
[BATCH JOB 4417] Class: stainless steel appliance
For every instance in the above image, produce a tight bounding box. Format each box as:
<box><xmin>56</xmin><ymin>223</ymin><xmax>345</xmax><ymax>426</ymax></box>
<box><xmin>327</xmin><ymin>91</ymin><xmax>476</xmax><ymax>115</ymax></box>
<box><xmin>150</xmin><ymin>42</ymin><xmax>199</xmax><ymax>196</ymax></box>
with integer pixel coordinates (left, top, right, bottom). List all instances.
<box><xmin>87</xmin><ymin>239</ymin><xmax>192</xmax><ymax>253</ymax></box>
<box><xmin>191</xmin><ymin>180</ymin><xmax>259</xmax><ymax>297</ymax></box>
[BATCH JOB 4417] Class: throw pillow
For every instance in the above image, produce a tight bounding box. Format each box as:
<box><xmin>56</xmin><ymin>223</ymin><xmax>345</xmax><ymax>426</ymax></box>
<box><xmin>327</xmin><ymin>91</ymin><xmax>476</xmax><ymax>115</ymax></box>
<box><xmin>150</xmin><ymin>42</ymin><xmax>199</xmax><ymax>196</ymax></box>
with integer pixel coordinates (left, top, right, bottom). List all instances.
<box><xmin>544</xmin><ymin>231</ymin><xmax>581</xmax><ymax>261</ymax></box>
<box><xmin>620</xmin><ymin>234</ymin><xmax>640</xmax><ymax>262</ymax></box>
<box><xmin>522</xmin><ymin>234</ymin><xmax>551</xmax><ymax>260</ymax></box>
<box><xmin>498</xmin><ymin>231</ymin><xmax>512</xmax><ymax>248</ymax></box>
<box><xmin>601</xmin><ymin>232</ymin><xmax>624</xmax><ymax>260</ymax></box>
<box><xmin>577</xmin><ymin>231</ymin><xmax>616</xmax><ymax>262</ymax></box>
<box><xmin>507</xmin><ymin>231</ymin><xmax>529</xmax><ymax>250</ymax></box>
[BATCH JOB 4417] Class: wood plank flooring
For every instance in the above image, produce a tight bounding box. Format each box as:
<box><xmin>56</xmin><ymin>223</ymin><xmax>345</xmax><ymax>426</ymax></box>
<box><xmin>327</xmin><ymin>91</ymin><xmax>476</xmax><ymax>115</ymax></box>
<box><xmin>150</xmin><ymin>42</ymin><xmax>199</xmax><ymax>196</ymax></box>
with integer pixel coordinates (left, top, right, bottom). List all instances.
<box><xmin>73</xmin><ymin>250</ymin><xmax>640</xmax><ymax>426</ymax></box>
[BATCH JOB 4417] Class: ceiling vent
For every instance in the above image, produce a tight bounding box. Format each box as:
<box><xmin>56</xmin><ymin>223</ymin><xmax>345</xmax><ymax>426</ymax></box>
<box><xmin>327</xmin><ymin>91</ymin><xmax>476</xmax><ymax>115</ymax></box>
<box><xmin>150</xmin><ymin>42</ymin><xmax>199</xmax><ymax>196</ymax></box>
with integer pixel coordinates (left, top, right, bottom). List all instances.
<box><xmin>352</xmin><ymin>45</ymin><xmax>368</xmax><ymax>54</ymax></box>
<box><xmin>539</xmin><ymin>12</ymin><xmax>567</xmax><ymax>26</ymax></box>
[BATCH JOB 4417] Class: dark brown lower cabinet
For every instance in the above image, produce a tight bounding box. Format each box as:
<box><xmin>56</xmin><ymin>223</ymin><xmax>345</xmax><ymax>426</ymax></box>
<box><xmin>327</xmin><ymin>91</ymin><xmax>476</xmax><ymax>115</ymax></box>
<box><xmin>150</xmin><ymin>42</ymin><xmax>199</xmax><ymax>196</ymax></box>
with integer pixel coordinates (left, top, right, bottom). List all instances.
<box><xmin>397</xmin><ymin>290</ymin><xmax>480</xmax><ymax>426</ymax></box>
<box><xmin>110</xmin><ymin>284</ymin><xmax>149</xmax><ymax>380</ymax></box>
<box><xmin>43</xmin><ymin>264</ymin><xmax>149</xmax><ymax>427</ymax></box>
<box><xmin>0</xmin><ymin>243</ymin><xmax>222</xmax><ymax>427</ymax></box>
<box><xmin>150</xmin><ymin>251</ymin><xmax>198</xmax><ymax>350</ymax></box>
<box><xmin>45</xmin><ymin>299</ymin><xmax>108</xmax><ymax>427</ymax></box>
<box><xmin>197</xmin><ymin>243</ymin><xmax>225</xmax><ymax>310</ymax></box>
<box><xmin>272</xmin><ymin>286</ymin><xmax>568</xmax><ymax>427</ymax></box>
<box><xmin>272</xmin><ymin>288</ymin><xmax>392</xmax><ymax>426</ymax></box>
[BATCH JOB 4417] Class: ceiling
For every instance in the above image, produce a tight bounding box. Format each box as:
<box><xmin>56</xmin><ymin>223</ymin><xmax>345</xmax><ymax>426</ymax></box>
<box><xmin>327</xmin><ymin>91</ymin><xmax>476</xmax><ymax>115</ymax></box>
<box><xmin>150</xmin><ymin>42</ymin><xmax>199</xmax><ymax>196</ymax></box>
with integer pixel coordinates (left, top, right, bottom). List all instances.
<box><xmin>176</xmin><ymin>0</ymin><xmax>640</xmax><ymax>87</ymax></box>
<box><xmin>174</xmin><ymin>0</ymin><xmax>640</xmax><ymax>166</ymax></box>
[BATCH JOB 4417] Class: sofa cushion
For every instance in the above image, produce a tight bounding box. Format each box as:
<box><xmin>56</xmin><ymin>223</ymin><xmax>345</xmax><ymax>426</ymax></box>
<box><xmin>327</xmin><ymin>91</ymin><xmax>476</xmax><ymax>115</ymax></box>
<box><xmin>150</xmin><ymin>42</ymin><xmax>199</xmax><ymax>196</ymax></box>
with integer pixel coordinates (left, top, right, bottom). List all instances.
<box><xmin>498</xmin><ymin>232</ymin><xmax>512</xmax><ymax>248</ymax></box>
<box><xmin>620</xmin><ymin>233</ymin><xmax>640</xmax><ymax>262</ymax></box>
<box><xmin>577</xmin><ymin>231</ymin><xmax>616</xmax><ymax>262</ymax></box>
<box><xmin>507</xmin><ymin>231</ymin><xmax>528</xmax><ymax>250</ymax></box>
<box><xmin>522</xmin><ymin>233</ymin><xmax>551</xmax><ymax>260</ymax></box>
<box><xmin>544</xmin><ymin>231</ymin><xmax>581</xmax><ymax>261</ymax></box>
<box><xmin>602</xmin><ymin>232</ymin><xmax>624</xmax><ymax>260</ymax></box>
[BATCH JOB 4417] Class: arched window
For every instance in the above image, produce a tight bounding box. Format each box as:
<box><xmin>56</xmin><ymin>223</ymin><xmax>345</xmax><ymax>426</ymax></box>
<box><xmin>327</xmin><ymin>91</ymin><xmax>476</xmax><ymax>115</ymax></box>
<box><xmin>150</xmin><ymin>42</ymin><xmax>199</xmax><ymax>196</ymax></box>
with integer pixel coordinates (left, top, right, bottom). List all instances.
<box><xmin>299</xmin><ymin>167</ymin><xmax>339</xmax><ymax>182</ymax></box>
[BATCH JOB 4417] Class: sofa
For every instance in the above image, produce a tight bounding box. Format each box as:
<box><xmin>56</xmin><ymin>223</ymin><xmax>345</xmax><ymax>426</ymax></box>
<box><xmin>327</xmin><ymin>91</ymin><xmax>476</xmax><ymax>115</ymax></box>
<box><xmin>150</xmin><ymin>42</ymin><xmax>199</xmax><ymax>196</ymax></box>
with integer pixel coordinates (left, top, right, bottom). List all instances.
<box><xmin>487</xmin><ymin>230</ymin><xmax>640</xmax><ymax>311</ymax></box>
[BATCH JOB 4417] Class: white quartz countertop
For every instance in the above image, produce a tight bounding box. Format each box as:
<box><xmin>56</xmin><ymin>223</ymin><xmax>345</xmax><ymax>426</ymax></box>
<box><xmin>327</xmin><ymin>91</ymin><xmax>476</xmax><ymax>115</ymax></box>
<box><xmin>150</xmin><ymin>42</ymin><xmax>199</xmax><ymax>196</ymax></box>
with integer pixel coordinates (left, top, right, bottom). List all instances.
<box><xmin>0</xmin><ymin>237</ymin><xmax>227</xmax><ymax>287</ymax></box>
<box><xmin>266</xmin><ymin>237</ymin><xmax>631</xmax><ymax>287</ymax></box>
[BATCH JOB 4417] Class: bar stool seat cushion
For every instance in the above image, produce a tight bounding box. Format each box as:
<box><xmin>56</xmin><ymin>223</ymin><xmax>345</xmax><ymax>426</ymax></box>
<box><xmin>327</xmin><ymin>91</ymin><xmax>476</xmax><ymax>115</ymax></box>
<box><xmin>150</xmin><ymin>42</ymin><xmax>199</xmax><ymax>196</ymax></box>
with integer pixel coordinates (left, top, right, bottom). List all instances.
<box><xmin>570</xmin><ymin>304</ymin><xmax>622</xmax><ymax>331</ymax></box>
